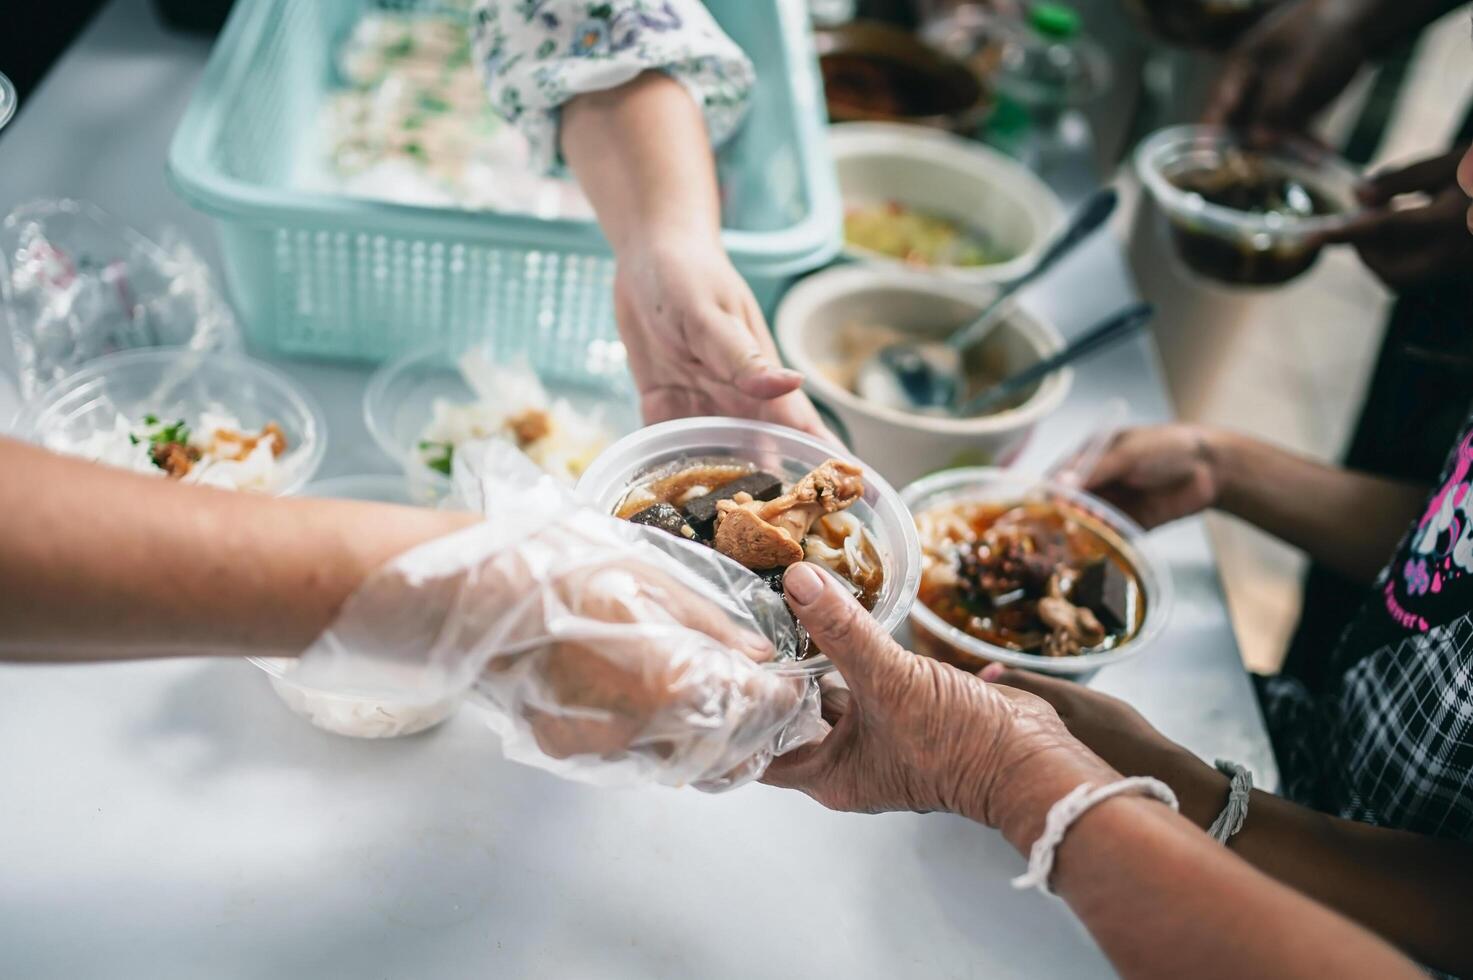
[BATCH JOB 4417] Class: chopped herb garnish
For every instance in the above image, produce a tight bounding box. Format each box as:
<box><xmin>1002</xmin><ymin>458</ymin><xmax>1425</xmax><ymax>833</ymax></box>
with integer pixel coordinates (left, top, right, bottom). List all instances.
<box><xmin>402</xmin><ymin>113</ymin><xmax>426</xmax><ymax>131</ymax></box>
<box><xmin>384</xmin><ymin>36</ymin><xmax>415</xmax><ymax>59</ymax></box>
<box><xmin>421</xmin><ymin>441</ymin><xmax>454</xmax><ymax>477</ymax></box>
<box><xmin>416</xmin><ymin>92</ymin><xmax>450</xmax><ymax>114</ymax></box>
<box><xmin>150</xmin><ymin>419</ymin><xmax>191</xmax><ymax>447</ymax></box>
<box><xmin>143</xmin><ymin>414</ymin><xmax>159</xmax><ymax>425</ymax></box>
<box><xmin>128</xmin><ymin>434</ymin><xmax>139</xmax><ymax>445</ymax></box>
<box><xmin>403</xmin><ymin>141</ymin><xmax>427</xmax><ymax>161</ymax></box>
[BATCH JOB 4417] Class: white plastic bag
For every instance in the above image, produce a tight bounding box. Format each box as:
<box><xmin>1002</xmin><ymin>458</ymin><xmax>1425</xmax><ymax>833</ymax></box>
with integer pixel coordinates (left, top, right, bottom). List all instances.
<box><xmin>1</xmin><ymin>200</ymin><xmax>239</xmax><ymax>397</ymax></box>
<box><xmin>294</xmin><ymin>440</ymin><xmax>822</xmax><ymax>790</ymax></box>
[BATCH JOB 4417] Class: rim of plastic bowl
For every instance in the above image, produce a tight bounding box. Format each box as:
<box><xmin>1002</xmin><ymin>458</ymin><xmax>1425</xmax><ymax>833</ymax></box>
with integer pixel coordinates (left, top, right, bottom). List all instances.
<box><xmin>576</xmin><ymin>416</ymin><xmax>923</xmax><ymax>677</ymax></box>
<box><xmin>900</xmin><ymin>466</ymin><xmax>1175</xmax><ymax>675</ymax></box>
<box><xmin>0</xmin><ymin>72</ymin><xmax>15</xmax><ymax>134</ymax></box>
<box><xmin>828</xmin><ymin>122</ymin><xmax>1066</xmax><ymax>283</ymax></box>
<box><xmin>774</xmin><ymin>264</ymin><xmax>1072</xmax><ymax>435</ymax></box>
<box><xmin>20</xmin><ymin>347</ymin><xmax>328</xmax><ymax>497</ymax></box>
<box><xmin>1134</xmin><ymin>124</ymin><xmax>1362</xmax><ymax>241</ymax></box>
<box><xmin>363</xmin><ymin>346</ymin><xmax>450</xmax><ymax>482</ymax></box>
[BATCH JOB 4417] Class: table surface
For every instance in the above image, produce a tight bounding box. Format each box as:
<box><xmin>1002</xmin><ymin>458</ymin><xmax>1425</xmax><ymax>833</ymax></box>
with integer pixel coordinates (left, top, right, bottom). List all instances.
<box><xmin>0</xmin><ymin>2</ymin><xmax>1276</xmax><ymax>977</ymax></box>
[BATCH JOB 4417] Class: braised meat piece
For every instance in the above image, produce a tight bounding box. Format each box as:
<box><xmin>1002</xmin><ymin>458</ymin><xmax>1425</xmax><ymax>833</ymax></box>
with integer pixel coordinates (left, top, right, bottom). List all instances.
<box><xmin>712</xmin><ymin>459</ymin><xmax>864</xmax><ymax>570</ymax></box>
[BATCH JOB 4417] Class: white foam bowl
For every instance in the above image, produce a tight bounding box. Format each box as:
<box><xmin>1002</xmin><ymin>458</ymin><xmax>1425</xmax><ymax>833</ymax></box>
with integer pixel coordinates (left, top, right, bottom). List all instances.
<box><xmin>775</xmin><ymin>265</ymin><xmax>1071</xmax><ymax>488</ymax></box>
<box><xmin>830</xmin><ymin>122</ymin><xmax>1065</xmax><ymax>284</ymax></box>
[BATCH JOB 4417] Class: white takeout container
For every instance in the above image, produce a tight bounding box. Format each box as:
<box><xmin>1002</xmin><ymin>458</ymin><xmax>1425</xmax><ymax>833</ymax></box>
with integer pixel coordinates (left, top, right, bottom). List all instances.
<box><xmin>830</xmin><ymin>122</ymin><xmax>1065</xmax><ymax>283</ymax></box>
<box><xmin>775</xmin><ymin>265</ymin><xmax>1071</xmax><ymax>488</ymax></box>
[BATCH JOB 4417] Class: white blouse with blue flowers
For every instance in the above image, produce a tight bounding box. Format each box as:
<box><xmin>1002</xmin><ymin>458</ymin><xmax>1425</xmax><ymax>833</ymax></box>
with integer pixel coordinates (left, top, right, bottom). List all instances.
<box><xmin>470</xmin><ymin>1</ymin><xmax>756</xmax><ymax>173</ymax></box>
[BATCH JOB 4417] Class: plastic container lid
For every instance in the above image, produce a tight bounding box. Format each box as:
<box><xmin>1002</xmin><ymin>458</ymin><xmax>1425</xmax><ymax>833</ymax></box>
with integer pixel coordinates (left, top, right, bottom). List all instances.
<box><xmin>900</xmin><ymin>467</ymin><xmax>1174</xmax><ymax>676</ymax></box>
<box><xmin>576</xmin><ymin>417</ymin><xmax>922</xmax><ymax>677</ymax></box>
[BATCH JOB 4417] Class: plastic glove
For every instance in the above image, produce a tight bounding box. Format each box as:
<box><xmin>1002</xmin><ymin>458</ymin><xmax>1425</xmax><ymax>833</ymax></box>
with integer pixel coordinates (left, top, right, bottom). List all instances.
<box><xmin>294</xmin><ymin>439</ymin><xmax>821</xmax><ymax>790</ymax></box>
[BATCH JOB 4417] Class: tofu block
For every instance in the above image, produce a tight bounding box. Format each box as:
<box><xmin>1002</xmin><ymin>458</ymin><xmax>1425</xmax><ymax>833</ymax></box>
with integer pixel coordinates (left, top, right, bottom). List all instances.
<box><xmin>682</xmin><ymin>471</ymin><xmax>783</xmax><ymax>539</ymax></box>
<box><xmin>629</xmin><ymin>503</ymin><xmax>698</xmax><ymax>541</ymax></box>
<box><xmin>1071</xmin><ymin>559</ymin><xmax>1130</xmax><ymax>632</ymax></box>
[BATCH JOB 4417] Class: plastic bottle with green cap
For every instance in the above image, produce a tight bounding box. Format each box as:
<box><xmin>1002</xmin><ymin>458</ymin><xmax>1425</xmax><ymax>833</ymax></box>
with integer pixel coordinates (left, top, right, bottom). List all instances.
<box><xmin>1030</xmin><ymin>2</ymin><xmax>1081</xmax><ymax>40</ymax></box>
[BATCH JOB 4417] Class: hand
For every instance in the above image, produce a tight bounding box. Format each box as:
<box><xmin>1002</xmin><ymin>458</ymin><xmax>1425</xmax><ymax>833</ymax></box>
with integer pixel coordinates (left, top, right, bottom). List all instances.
<box><xmin>1318</xmin><ymin>147</ymin><xmax>1473</xmax><ymax>291</ymax></box>
<box><xmin>763</xmin><ymin>563</ymin><xmax>1117</xmax><ymax>846</ymax></box>
<box><xmin>615</xmin><ymin>234</ymin><xmax>835</xmax><ymax>441</ymax></box>
<box><xmin>1203</xmin><ymin>0</ymin><xmax>1368</xmax><ymax>134</ymax></box>
<box><xmin>979</xmin><ymin>665</ymin><xmax>1228</xmax><ymax>830</ymax></box>
<box><xmin>1084</xmin><ymin>425</ymin><xmax>1225</xmax><ymax>529</ymax></box>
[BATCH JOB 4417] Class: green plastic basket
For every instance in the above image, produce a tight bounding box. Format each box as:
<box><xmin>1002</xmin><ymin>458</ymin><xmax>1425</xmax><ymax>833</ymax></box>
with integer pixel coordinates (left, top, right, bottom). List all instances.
<box><xmin>168</xmin><ymin>0</ymin><xmax>841</xmax><ymax>372</ymax></box>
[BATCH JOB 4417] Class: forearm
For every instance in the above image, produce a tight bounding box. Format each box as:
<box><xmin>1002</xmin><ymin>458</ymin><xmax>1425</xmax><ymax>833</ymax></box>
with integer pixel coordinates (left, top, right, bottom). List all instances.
<box><xmin>1151</xmin><ymin>752</ymin><xmax>1473</xmax><ymax>976</ymax></box>
<box><xmin>1035</xmin><ymin>796</ymin><xmax>1421</xmax><ymax>979</ymax></box>
<box><xmin>1209</xmin><ymin>430</ymin><xmax>1425</xmax><ymax>583</ymax></box>
<box><xmin>987</xmin><ymin>764</ymin><xmax>1419</xmax><ymax>979</ymax></box>
<box><xmin>0</xmin><ymin>438</ymin><xmax>475</xmax><ymax>662</ymax></box>
<box><xmin>560</xmin><ymin>71</ymin><xmax>722</xmax><ymax>254</ymax></box>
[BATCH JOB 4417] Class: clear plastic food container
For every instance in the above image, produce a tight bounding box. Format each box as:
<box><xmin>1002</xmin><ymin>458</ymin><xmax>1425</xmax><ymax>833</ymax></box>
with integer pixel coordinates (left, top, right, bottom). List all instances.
<box><xmin>1135</xmin><ymin>125</ymin><xmax>1362</xmax><ymax>287</ymax></box>
<box><xmin>251</xmin><ymin>471</ymin><xmax>461</xmax><ymax>739</ymax></box>
<box><xmin>901</xmin><ymin>467</ymin><xmax>1173</xmax><ymax>677</ymax></box>
<box><xmin>577</xmin><ymin>417</ymin><xmax>922</xmax><ymax>677</ymax></box>
<box><xmin>363</xmin><ymin>344</ymin><xmax>640</xmax><ymax>503</ymax></box>
<box><xmin>20</xmin><ymin>348</ymin><xmax>326</xmax><ymax>496</ymax></box>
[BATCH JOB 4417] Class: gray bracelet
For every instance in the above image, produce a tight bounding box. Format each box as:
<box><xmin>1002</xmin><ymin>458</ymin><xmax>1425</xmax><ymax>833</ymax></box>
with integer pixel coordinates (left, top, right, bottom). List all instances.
<box><xmin>1208</xmin><ymin>759</ymin><xmax>1252</xmax><ymax>844</ymax></box>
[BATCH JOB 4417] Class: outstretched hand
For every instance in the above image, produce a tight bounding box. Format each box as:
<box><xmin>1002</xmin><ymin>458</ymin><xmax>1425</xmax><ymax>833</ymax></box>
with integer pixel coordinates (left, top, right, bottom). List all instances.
<box><xmin>763</xmin><ymin>563</ymin><xmax>1115</xmax><ymax>841</ymax></box>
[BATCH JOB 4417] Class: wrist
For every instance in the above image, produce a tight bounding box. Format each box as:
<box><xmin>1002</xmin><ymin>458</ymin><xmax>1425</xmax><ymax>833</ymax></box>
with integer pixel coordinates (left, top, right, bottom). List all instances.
<box><xmin>1199</xmin><ymin>426</ymin><xmax>1248</xmax><ymax>516</ymax></box>
<box><xmin>971</xmin><ymin>747</ymin><xmax>1122</xmax><ymax>853</ymax></box>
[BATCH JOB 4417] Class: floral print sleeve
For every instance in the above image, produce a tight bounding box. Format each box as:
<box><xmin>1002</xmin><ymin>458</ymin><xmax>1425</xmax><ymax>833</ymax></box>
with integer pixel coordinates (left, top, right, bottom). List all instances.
<box><xmin>471</xmin><ymin>1</ymin><xmax>756</xmax><ymax>173</ymax></box>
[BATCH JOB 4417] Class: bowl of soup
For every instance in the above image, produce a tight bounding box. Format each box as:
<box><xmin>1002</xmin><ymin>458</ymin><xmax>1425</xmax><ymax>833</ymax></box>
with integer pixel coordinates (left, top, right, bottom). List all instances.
<box><xmin>775</xmin><ymin>265</ymin><xmax>1070</xmax><ymax>488</ymax></box>
<box><xmin>577</xmin><ymin>417</ymin><xmax>922</xmax><ymax>677</ymax></box>
<box><xmin>901</xmin><ymin>468</ymin><xmax>1172</xmax><ymax>676</ymax></box>
<box><xmin>830</xmin><ymin>122</ymin><xmax>1064</xmax><ymax>284</ymax></box>
<box><xmin>1136</xmin><ymin>125</ymin><xmax>1361</xmax><ymax>287</ymax></box>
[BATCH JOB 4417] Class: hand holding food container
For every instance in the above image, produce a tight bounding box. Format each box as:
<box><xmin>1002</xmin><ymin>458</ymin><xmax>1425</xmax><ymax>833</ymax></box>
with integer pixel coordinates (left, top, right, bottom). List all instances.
<box><xmin>292</xmin><ymin>438</ymin><xmax>825</xmax><ymax>790</ymax></box>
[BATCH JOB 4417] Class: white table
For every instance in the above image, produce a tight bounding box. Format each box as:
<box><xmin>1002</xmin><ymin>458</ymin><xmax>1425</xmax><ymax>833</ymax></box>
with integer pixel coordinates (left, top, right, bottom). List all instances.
<box><xmin>0</xmin><ymin>2</ymin><xmax>1277</xmax><ymax>977</ymax></box>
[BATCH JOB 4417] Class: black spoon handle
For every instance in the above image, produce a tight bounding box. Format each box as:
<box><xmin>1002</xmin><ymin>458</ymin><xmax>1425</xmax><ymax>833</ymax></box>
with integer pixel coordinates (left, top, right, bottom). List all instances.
<box><xmin>959</xmin><ymin>302</ymin><xmax>1155</xmax><ymax>416</ymax></box>
<box><xmin>946</xmin><ymin>187</ymin><xmax>1119</xmax><ymax>354</ymax></box>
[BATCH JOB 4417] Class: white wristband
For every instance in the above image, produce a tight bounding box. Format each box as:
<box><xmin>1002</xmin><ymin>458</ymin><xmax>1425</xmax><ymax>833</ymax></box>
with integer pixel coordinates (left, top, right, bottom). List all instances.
<box><xmin>1012</xmin><ymin>776</ymin><xmax>1180</xmax><ymax>895</ymax></box>
<box><xmin>1207</xmin><ymin>759</ymin><xmax>1252</xmax><ymax>844</ymax></box>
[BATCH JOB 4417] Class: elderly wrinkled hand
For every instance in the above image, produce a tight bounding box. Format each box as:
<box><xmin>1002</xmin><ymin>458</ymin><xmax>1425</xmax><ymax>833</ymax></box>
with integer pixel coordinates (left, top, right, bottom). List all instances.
<box><xmin>762</xmin><ymin>563</ymin><xmax>1114</xmax><ymax>833</ymax></box>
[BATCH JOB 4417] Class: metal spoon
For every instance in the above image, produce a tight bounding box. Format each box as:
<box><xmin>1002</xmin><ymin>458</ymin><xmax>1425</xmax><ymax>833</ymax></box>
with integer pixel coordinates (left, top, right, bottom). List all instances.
<box><xmin>959</xmin><ymin>302</ymin><xmax>1155</xmax><ymax>417</ymax></box>
<box><xmin>856</xmin><ymin>187</ymin><xmax>1119</xmax><ymax>414</ymax></box>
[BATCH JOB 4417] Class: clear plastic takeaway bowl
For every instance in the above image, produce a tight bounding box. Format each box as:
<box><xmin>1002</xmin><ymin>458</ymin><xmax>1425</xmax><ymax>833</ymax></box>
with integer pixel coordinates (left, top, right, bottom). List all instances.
<box><xmin>21</xmin><ymin>348</ymin><xmax>326</xmax><ymax>496</ymax></box>
<box><xmin>364</xmin><ymin>344</ymin><xmax>641</xmax><ymax>503</ymax></box>
<box><xmin>250</xmin><ymin>472</ymin><xmax>462</xmax><ymax>739</ymax></box>
<box><xmin>577</xmin><ymin>417</ymin><xmax>923</xmax><ymax>677</ymax></box>
<box><xmin>901</xmin><ymin>467</ymin><xmax>1174</xmax><ymax>677</ymax></box>
<box><xmin>1135</xmin><ymin>124</ymin><xmax>1362</xmax><ymax>286</ymax></box>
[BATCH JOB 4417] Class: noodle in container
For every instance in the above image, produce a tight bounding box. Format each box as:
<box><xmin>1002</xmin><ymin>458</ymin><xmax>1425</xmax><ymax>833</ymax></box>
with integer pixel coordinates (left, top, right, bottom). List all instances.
<box><xmin>577</xmin><ymin>418</ymin><xmax>922</xmax><ymax>677</ymax></box>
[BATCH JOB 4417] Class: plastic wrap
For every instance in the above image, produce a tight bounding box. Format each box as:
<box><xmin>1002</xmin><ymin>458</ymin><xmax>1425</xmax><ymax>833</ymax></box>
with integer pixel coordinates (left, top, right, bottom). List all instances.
<box><xmin>1</xmin><ymin>200</ymin><xmax>239</xmax><ymax>398</ymax></box>
<box><xmin>293</xmin><ymin>439</ymin><xmax>822</xmax><ymax>789</ymax></box>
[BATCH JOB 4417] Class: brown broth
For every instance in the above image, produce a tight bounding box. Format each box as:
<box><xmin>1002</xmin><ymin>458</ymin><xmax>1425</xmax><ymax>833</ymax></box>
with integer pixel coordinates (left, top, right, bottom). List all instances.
<box><xmin>917</xmin><ymin>498</ymin><xmax>1145</xmax><ymax>657</ymax></box>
